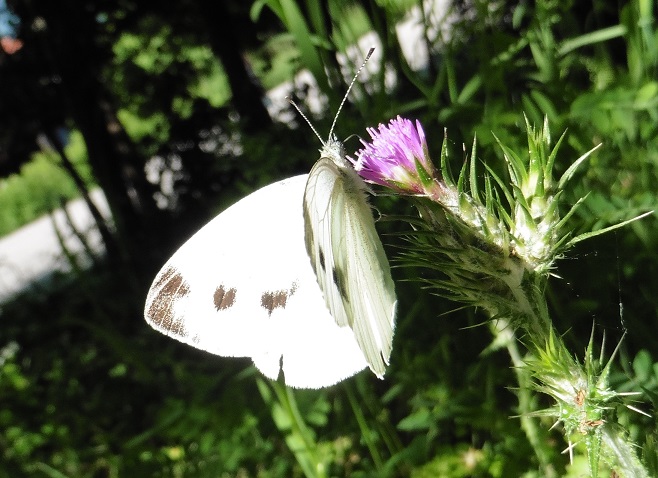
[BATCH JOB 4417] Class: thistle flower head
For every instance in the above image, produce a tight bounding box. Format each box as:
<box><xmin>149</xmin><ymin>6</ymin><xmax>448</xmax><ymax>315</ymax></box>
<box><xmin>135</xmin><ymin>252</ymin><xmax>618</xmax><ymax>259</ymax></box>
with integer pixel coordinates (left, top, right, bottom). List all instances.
<box><xmin>350</xmin><ymin>116</ymin><xmax>443</xmax><ymax>198</ymax></box>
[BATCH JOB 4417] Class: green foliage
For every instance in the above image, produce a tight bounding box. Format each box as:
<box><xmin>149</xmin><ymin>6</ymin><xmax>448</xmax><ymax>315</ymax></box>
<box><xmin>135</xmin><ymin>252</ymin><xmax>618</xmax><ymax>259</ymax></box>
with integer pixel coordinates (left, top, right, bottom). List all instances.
<box><xmin>251</xmin><ymin>0</ymin><xmax>376</xmax><ymax>108</ymax></box>
<box><xmin>2</xmin><ymin>0</ymin><xmax>658</xmax><ymax>476</ymax></box>
<box><xmin>110</xmin><ymin>15</ymin><xmax>231</xmax><ymax>154</ymax></box>
<box><xmin>0</xmin><ymin>132</ymin><xmax>93</xmax><ymax>237</ymax></box>
<box><xmin>248</xmin><ymin>34</ymin><xmax>302</xmax><ymax>90</ymax></box>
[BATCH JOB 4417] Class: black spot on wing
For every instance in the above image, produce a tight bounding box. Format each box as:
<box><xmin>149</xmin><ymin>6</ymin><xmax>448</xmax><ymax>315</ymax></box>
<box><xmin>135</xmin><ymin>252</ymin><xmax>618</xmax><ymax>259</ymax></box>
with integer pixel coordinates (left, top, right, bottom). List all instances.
<box><xmin>318</xmin><ymin>247</ymin><xmax>326</xmax><ymax>272</ymax></box>
<box><xmin>303</xmin><ymin>200</ymin><xmax>316</xmax><ymax>270</ymax></box>
<box><xmin>147</xmin><ymin>266</ymin><xmax>190</xmax><ymax>337</ymax></box>
<box><xmin>214</xmin><ymin>285</ymin><xmax>237</xmax><ymax>311</ymax></box>
<box><xmin>261</xmin><ymin>283</ymin><xmax>297</xmax><ymax>316</ymax></box>
<box><xmin>332</xmin><ymin>266</ymin><xmax>349</xmax><ymax>302</ymax></box>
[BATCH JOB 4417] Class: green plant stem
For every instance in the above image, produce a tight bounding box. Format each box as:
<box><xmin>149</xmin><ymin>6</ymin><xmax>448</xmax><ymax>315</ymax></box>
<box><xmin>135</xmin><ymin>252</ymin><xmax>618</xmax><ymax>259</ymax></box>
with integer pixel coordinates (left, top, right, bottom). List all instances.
<box><xmin>257</xmin><ymin>380</ymin><xmax>327</xmax><ymax>478</ymax></box>
<box><xmin>276</xmin><ymin>384</ymin><xmax>328</xmax><ymax>478</ymax></box>
<box><xmin>601</xmin><ymin>425</ymin><xmax>650</xmax><ymax>478</ymax></box>
<box><xmin>500</xmin><ymin>263</ymin><xmax>553</xmax><ymax>340</ymax></box>
<box><xmin>491</xmin><ymin>319</ymin><xmax>558</xmax><ymax>478</ymax></box>
<box><xmin>344</xmin><ymin>381</ymin><xmax>384</xmax><ymax>470</ymax></box>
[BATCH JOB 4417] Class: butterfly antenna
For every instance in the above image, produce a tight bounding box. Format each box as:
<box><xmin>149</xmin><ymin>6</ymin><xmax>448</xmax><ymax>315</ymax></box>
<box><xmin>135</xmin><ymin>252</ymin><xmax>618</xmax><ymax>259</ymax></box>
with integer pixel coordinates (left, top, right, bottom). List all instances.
<box><xmin>328</xmin><ymin>47</ymin><xmax>375</xmax><ymax>141</ymax></box>
<box><xmin>286</xmin><ymin>96</ymin><xmax>325</xmax><ymax>145</ymax></box>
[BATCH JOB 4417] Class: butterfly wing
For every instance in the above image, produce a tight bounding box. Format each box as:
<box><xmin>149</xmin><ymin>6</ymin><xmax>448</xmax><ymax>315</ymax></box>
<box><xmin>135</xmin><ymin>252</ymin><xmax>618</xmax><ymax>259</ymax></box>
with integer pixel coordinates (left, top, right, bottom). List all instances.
<box><xmin>304</xmin><ymin>156</ymin><xmax>397</xmax><ymax>378</ymax></box>
<box><xmin>144</xmin><ymin>175</ymin><xmax>368</xmax><ymax>388</ymax></box>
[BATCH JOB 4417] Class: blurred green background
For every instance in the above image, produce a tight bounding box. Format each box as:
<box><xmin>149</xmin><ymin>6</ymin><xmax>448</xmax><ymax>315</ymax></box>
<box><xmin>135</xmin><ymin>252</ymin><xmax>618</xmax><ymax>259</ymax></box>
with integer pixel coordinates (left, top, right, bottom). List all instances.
<box><xmin>0</xmin><ymin>0</ymin><xmax>657</xmax><ymax>476</ymax></box>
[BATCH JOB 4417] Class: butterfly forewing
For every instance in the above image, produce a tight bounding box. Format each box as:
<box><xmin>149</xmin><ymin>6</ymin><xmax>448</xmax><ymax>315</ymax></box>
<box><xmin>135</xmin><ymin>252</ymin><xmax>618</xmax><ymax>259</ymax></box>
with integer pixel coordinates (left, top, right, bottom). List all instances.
<box><xmin>145</xmin><ymin>175</ymin><xmax>368</xmax><ymax>388</ymax></box>
<box><xmin>303</xmin><ymin>142</ymin><xmax>397</xmax><ymax>378</ymax></box>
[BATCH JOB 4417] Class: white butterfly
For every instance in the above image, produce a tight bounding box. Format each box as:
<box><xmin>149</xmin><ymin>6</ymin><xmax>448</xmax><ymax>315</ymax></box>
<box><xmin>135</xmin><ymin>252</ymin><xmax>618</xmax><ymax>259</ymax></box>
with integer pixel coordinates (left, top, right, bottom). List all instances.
<box><xmin>144</xmin><ymin>48</ymin><xmax>396</xmax><ymax>388</ymax></box>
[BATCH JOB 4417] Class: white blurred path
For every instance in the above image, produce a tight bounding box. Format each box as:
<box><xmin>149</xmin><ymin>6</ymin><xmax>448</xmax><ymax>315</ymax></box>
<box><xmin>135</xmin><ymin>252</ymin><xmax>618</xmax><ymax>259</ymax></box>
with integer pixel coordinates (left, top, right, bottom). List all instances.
<box><xmin>0</xmin><ymin>189</ymin><xmax>109</xmax><ymax>302</ymax></box>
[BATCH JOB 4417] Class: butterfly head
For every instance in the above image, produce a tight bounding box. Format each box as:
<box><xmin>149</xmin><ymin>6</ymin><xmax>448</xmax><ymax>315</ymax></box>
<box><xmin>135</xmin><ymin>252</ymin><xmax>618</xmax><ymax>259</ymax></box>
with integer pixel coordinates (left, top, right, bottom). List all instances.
<box><xmin>320</xmin><ymin>136</ymin><xmax>347</xmax><ymax>166</ymax></box>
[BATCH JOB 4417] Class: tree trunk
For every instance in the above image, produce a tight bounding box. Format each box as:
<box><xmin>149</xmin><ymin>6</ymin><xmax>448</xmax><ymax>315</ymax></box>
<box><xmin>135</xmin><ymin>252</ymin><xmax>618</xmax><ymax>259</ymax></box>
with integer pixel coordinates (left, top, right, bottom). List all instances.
<box><xmin>38</xmin><ymin>0</ymin><xmax>161</xmax><ymax>269</ymax></box>
<box><xmin>45</xmin><ymin>129</ymin><xmax>120</xmax><ymax>263</ymax></box>
<box><xmin>197</xmin><ymin>0</ymin><xmax>273</xmax><ymax>133</ymax></box>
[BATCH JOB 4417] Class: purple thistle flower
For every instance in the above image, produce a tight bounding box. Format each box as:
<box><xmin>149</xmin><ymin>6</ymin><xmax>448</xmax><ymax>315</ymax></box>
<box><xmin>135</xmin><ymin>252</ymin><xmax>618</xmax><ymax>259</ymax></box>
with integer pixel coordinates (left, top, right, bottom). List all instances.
<box><xmin>350</xmin><ymin>116</ymin><xmax>440</xmax><ymax>195</ymax></box>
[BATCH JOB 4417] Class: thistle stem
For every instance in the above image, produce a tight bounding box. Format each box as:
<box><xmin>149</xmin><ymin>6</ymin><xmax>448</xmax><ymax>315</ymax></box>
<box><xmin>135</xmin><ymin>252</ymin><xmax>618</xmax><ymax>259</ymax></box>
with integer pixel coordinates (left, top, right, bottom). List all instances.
<box><xmin>488</xmin><ymin>317</ymin><xmax>558</xmax><ymax>477</ymax></box>
<box><xmin>601</xmin><ymin>425</ymin><xmax>650</xmax><ymax>478</ymax></box>
<box><xmin>509</xmin><ymin>333</ymin><xmax>558</xmax><ymax>477</ymax></box>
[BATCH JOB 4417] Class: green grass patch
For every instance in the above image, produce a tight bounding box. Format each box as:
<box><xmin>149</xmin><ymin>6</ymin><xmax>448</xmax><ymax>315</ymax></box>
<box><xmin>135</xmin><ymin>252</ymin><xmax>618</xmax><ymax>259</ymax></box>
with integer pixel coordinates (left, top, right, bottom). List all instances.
<box><xmin>0</xmin><ymin>131</ymin><xmax>94</xmax><ymax>237</ymax></box>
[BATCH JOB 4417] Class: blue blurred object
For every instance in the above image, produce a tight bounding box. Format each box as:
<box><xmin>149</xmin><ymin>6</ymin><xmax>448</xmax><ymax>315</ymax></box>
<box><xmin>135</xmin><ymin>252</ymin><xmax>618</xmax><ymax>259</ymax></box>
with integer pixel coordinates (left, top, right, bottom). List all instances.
<box><xmin>0</xmin><ymin>0</ymin><xmax>20</xmax><ymax>39</ymax></box>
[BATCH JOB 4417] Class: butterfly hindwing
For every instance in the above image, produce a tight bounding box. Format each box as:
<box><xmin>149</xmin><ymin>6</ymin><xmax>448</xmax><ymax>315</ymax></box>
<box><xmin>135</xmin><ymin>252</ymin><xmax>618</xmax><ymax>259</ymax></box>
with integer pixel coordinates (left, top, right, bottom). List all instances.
<box><xmin>144</xmin><ymin>175</ymin><xmax>368</xmax><ymax>388</ymax></box>
<box><xmin>304</xmin><ymin>140</ymin><xmax>397</xmax><ymax>378</ymax></box>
